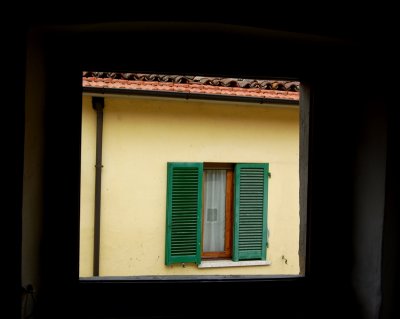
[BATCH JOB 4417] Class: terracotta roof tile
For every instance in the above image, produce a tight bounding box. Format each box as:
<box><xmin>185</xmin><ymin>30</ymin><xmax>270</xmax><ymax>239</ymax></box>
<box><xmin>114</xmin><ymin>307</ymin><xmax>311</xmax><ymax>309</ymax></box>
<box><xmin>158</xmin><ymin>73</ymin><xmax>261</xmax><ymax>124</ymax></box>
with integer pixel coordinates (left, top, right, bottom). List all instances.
<box><xmin>82</xmin><ymin>72</ymin><xmax>299</xmax><ymax>101</ymax></box>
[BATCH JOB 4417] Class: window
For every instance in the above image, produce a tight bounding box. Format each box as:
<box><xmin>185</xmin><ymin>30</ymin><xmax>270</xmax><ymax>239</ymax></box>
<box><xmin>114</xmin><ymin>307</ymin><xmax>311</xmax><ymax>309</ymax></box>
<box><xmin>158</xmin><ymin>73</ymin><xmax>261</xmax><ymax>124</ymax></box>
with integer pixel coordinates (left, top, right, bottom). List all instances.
<box><xmin>31</xmin><ymin>21</ymin><xmax>314</xmax><ymax>319</ymax></box>
<box><xmin>202</xmin><ymin>163</ymin><xmax>233</xmax><ymax>260</ymax></box>
<box><xmin>165</xmin><ymin>162</ymin><xmax>269</xmax><ymax>265</ymax></box>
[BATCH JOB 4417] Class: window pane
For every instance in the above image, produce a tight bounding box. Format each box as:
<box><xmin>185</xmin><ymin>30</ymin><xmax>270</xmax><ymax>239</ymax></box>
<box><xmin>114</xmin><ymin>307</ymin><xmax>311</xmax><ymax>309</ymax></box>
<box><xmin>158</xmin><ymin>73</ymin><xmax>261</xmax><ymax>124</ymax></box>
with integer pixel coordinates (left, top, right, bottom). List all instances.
<box><xmin>203</xmin><ymin>170</ymin><xmax>226</xmax><ymax>252</ymax></box>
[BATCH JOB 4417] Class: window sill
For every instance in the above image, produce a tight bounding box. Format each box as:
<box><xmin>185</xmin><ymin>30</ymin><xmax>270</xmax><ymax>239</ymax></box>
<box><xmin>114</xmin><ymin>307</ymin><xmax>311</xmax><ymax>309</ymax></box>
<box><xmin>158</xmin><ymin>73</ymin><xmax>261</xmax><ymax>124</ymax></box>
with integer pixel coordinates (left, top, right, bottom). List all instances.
<box><xmin>198</xmin><ymin>260</ymin><xmax>271</xmax><ymax>268</ymax></box>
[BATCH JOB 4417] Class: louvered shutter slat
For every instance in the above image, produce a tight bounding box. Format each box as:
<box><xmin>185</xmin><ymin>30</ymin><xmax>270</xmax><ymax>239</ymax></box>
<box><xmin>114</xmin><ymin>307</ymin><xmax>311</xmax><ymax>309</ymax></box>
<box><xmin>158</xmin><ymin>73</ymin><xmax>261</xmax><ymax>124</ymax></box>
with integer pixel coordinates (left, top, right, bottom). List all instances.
<box><xmin>233</xmin><ymin>163</ymin><xmax>269</xmax><ymax>261</ymax></box>
<box><xmin>165</xmin><ymin>163</ymin><xmax>203</xmax><ymax>265</ymax></box>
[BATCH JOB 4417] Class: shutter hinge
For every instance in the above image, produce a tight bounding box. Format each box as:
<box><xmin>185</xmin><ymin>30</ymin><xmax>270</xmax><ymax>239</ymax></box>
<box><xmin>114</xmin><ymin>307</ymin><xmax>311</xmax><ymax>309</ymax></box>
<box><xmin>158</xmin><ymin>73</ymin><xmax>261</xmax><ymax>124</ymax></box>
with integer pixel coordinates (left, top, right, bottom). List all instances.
<box><xmin>268</xmin><ymin>172</ymin><xmax>271</xmax><ymax>178</ymax></box>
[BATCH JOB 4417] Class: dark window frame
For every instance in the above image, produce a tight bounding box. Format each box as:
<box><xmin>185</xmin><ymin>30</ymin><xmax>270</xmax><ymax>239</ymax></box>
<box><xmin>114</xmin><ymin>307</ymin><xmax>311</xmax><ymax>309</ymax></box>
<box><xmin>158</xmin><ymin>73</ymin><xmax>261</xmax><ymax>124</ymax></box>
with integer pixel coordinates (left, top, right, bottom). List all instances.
<box><xmin>35</xmin><ymin>22</ymin><xmax>315</xmax><ymax>318</ymax></box>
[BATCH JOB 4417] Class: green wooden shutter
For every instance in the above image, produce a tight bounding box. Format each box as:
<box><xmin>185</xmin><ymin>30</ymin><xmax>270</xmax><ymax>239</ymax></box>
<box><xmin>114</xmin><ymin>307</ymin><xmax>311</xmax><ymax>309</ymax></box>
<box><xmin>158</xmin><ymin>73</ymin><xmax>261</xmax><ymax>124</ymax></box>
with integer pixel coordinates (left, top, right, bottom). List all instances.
<box><xmin>233</xmin><ymin>163</ymin><xmax>269</xmax><ymax>261</ymax></box>
<box><xmin>165</xmin><ymin>163</ymin><xmax>203</xmax><ymax>265</ymax></box>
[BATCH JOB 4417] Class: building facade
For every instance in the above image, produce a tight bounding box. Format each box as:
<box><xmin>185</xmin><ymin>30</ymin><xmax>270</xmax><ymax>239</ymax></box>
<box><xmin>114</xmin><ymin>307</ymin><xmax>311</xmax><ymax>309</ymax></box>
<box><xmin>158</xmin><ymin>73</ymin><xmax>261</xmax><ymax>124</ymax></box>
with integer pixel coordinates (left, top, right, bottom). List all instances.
<box><xmin>80</xmin><ymin>73</ymin><xmax>300</xmax><ymax>277</ymax></box>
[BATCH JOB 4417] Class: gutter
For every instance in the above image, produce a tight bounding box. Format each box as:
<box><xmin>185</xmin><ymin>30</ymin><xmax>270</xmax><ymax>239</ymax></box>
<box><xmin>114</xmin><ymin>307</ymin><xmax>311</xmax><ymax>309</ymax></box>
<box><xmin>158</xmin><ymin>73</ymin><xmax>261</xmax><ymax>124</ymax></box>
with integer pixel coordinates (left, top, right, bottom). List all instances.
<box><xmin>83</xmin><ymin>87</ymin><xmax>299</xmax><ymax>105</ymax></box>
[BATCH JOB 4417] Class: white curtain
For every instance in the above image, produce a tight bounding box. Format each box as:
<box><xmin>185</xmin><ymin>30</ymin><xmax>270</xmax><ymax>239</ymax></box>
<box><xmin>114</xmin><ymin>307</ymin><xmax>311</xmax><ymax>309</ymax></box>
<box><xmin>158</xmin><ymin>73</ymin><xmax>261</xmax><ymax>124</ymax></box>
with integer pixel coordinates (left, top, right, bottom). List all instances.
<box><xmin>203</xmin><ymin>170</ymin><xmax>226</xmax><ymax>252</ymax></box>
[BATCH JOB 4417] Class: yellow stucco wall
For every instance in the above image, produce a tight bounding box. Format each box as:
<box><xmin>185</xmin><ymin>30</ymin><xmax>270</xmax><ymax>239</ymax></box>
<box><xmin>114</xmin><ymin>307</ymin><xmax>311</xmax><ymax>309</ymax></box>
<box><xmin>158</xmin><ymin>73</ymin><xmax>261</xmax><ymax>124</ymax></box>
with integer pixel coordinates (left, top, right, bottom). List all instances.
<box><xmin>80</xmin><ymin>95</ymin><xmax>299</xmax><ymax>277</ymax></box>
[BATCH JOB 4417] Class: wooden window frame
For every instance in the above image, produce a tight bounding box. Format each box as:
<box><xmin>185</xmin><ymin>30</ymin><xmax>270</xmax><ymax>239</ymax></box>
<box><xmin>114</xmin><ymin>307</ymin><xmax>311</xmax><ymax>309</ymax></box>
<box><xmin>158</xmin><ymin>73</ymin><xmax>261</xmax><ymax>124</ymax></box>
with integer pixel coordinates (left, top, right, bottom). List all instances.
<box><xmin>202</xmin><ymin>163</ymin><xmax>234</xmax><ymax>259</ymax></box>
